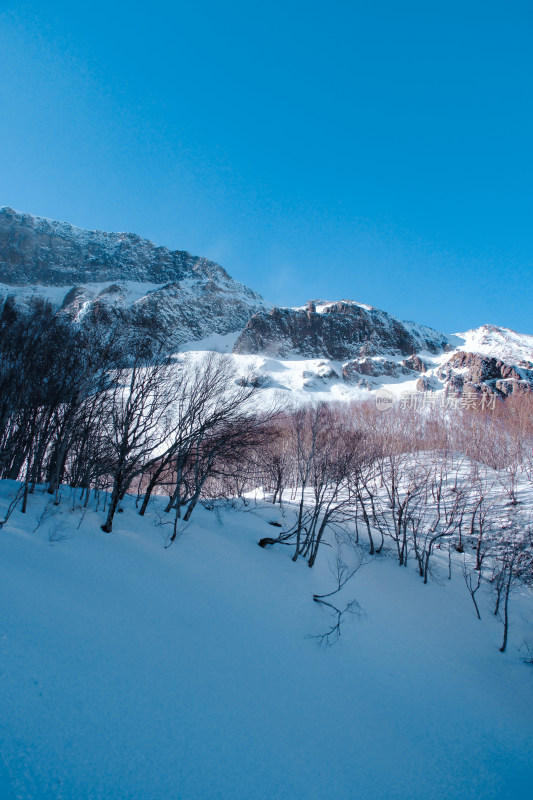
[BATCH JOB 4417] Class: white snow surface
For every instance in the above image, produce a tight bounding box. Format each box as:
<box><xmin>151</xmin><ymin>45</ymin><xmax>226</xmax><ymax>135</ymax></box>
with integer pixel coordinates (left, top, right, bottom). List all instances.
<box><xmin>0</xmin><ymin>480</ymin><xmax>531</xmax><ymax>799</ymax></box>
<box><xmin>454</xmin><ymin>324</ymin><xmax>533</xmax><ymax>364</ymax></box>
<box><xmin>0</xmin><ymin>280</ymin><xmax>166</xmax><ymax>310</ymax></box>
<box><xmin>179</xmin><ymin>311</ymin><xmax>533</xmax><ymax>408</ymax></box>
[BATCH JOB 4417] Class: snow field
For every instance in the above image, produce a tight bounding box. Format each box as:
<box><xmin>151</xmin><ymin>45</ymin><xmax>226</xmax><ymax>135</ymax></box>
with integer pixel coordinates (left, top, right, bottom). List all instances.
<box><xmin>0</xmin><ymin>481</ymin><xmax>532</xmax><ymax>799</ymax></box>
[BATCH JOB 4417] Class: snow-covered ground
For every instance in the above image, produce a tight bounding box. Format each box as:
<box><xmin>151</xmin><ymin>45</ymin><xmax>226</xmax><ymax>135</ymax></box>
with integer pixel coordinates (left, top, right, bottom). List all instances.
<box><xmin>0</xmin><ymin>481</ymin><xmax>532</xmax><ymax>799</ymax></box>
<box><xmin>178</xmin><ymin>322</ymin><xmax>533</xmax><ymax>410</ymax></box>
<box><xmin>179</xmin><ymin>333</ymin><xmax>421</xmax><ymax>406</ymax></box>
<box><xmin>455</xmin><ymin>324</ymin><xmax>533</xmax><ymax>364</ymax></box>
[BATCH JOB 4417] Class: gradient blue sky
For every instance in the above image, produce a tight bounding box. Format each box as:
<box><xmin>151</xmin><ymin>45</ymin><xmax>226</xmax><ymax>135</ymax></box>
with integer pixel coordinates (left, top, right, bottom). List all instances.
<box><xmin>1</xmin><ymin>1</ymin><xmax>532</xmax><ymax>333</ymax></box>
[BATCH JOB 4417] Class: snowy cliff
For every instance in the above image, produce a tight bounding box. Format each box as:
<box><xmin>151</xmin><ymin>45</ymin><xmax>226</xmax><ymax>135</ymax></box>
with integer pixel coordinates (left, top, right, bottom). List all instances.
<box><xmin>0</xmin><ymin>207</ymin><xmax>265</xmax><ymax>345</ymax></box>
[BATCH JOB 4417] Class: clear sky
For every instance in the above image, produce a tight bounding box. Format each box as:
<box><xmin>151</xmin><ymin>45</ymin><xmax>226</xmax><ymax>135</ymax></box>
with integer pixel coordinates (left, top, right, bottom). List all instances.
<box><xmin>1</xmin><ymin>1</ymin><xmax>532</xmax><ymax>334</ymax></box>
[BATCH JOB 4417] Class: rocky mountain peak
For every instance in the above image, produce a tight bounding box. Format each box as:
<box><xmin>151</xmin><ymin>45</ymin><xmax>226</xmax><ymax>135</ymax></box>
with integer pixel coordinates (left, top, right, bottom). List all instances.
<box><xmin>0</xmin><ymin>208</ymin><xmax>266</xmax><ymax>345</ymax></box>
<box><xmin>233</xmin><ymin>299</ymin><xmax>450</xmax><ymax>361</ymax></box>
<box><xmin>0</xmin><ymin>207</ymin><xmax>260</xmax><ymax>300</ymax></box>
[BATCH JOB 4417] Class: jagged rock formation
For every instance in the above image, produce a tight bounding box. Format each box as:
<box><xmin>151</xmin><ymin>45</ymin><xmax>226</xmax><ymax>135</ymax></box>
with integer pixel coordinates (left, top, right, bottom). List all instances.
<box><xmin>438</xmin><ymin>351</ymin><xmax>533</xmax><ymax>398</ymax></box>
<box><xmin>0</xmin><ymin>207</ymin><xmax>254</xmax><ymax>288</ymax></box>
<box><xmin>416</xmin><ymin>376</ymin><xmax>433</xmax><ymax>393</ymax></box>
<box><xmin>233</xmin><ymin>301</ymin><xmax>449</xmax><ymax>361</ymax></box>
<box><xmin>402</xmin><ymin>354</ymin><xmax>428</xmax><ymax>373</ymax></box>
<box><xmin>0</xmin><ymin>207</ymin><xmax>265</xmax><ymax>345</ymax></box>
<box><xmin>342</xmin><ymin>357</ymin><xmax>411</xmax><ymax>382</ymax></box>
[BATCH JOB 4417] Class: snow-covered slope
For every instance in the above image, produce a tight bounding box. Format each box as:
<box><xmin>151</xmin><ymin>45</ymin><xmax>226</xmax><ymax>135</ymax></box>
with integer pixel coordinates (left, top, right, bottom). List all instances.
<box><xmin>455</xmin><ymin>324</ymin><xmax>533</xmax><ymax>366</ymax></box>
<box><xmin>231</xmin><ymin>302</ymin><xmax>533</xmax><ymax>404</ymax></box>
<box><xmin>0</xmin><ymin>480</ymin><xmax>532</xmax><ymax>799</ymax></box>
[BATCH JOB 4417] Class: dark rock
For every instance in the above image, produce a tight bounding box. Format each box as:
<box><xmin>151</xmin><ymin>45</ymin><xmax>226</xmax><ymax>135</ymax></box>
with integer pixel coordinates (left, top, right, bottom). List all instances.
<box><xmin>446</xmin><ymin>352</ymin><xmax>510</xmax><ymax>382</ymax></box>
<box><xmin>342</xmin><ymin>361</ymin><xmax>360</xmax><ymax>382</ymax></box>
<box><xmin>315</xmin><ymin>362</ymin><xmax>339</xmax><ymax>380</ymax></box>
<box><xmin>438</xmin><ymin>351</ymin><xmax>533</xmax><ymax>400</ymax></box>
<box><xmin>442</xmin><ymin>374</ymin><xmax>465</xmax><ymax>397</ymax></box>
<box><xmin>495</xmin><ymin>379</ymin><xmax>533</xmax><ymax>396</ymax></box>
<box><xmin>416</xmin><ymin>376</ymin><xmax>432</xmax><ymax>392</ymax></box>
<box><xmin>237</xmin><ymin>373</ymin><xmax>268</xmax><ymax>388</ymax></box>
<box><xmin>234</xmin><ymin>301</ymin><xmax>449</xmax><ymax>361</ymax></box>
<box><xmin>402</xmin><ymin>354</ymin><xmax>428</xmax><ymax>373</ymax></box>
<box><xmin>342</xmin><ymin>357</ymin><xmax>406</xmax><ymax>379</ymax></box>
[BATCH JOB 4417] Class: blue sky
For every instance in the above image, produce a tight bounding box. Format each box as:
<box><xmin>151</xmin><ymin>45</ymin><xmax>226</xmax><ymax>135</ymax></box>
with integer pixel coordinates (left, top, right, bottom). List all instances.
<box><xmin>1</xmin><ymin>0</ymin><xmax>532</xmax><ymax>333</ymax></box>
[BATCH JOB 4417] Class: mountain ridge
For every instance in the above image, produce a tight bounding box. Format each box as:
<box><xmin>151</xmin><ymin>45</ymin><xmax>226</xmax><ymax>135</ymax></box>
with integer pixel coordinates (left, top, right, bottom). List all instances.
<box><xmin>1</xmin><ymin>208</ymin><xmax>532</xmax><ymax>401</ymax></box>
<box><xmin>0</xmin><ymin>206</ymin><xmax>255</xmax><ymax>289</ymax></box>
<box><xmin>0</xmin><ymin>207</ymin><xmax>266</xmax><ymax>345</ymax></box>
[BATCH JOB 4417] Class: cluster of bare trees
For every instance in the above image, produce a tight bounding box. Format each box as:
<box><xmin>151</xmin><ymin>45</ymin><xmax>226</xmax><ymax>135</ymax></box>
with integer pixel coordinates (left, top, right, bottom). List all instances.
<box><xmin>132</xmin><ymin>353</ymin><xmax>273</xmax><ymax>541</ymax></box>
<box><xmin>1</xmin><ymin>298</ymin><xmax>532</xmax><ymax>651</ymax></box>
<box><xmin>0</xmin><ymin>299</ymin><xmax>274</xmax><ymax>534</ymax></box>
<box><xmin>257</xmin><ymin>405</ymin><xmax>366</xmax><ymax>566</ymax></box>
<box><xmin>0</xmin><ymin>298</ymin><xmax>122</xmax><ymax>512</ymax></box>
<box><xmin>251</xmin><ymin>399</ymin><xmax>533</xmax><ymax>651</ymax></box>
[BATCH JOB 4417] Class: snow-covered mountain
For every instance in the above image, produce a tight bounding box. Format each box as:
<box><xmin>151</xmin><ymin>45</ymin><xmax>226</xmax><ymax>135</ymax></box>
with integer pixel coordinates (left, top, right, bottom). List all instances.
<box><xmin>1</xmin><ymin>207</ymin><xmax>532</xmax><ymax>403</ymax></box>
<box><xmin>231</xmin><ymin>302</ymin><xmax>533</xmax><ymax>404</ymax></box>
<box><xmin>0</xmin><ymin>207</ymin><xmax>266</xmax><ymax>345</ymax></box>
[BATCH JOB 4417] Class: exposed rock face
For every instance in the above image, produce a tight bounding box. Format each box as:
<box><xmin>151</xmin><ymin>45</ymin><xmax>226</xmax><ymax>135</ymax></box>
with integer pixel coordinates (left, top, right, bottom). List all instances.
<box><xmin>357</xmin><ymin>358</ymin><xmax>400</xmax><ymax>377</ymax></box>
<box><xmin>341</xmin><ymin>362</ymin><xmax>360</xmax><ymax>382</ymax></box>
<box><xmin>444</xmin><ymin>374</ymin><xmax>465</xmax><ymax>397</ymax></box>
<box><xmin>341</xmin><ymin>360</ymin><xmax>377</xmax><ymax>388</ymax></box>
<box><xmin>0</xmin><ymin>207</ymin><xmax>249</xmax><ymax>289</ymax></box>
<box><xmin>416</xmin><ymin>376</ymin><xmax>432</xmax><ymax>393</ymax></box>
<box><xmin>446</xmin><ymin>352</ymin><xmax>521</xmax><ymax>382</ymax></box>
<box><xmin>342</xmin><ymin>357</ymin><xmax>411</xmax><ymax>382</ymax></box>
<box><xmin>234</xmin><ymin>301</ymin><xmax>449</xmax><ymax>361</ymax></box>
<box><xmin>312</xmin><ymin>362</ymin><xmax>340</xmax><ymax>380</ymax></box>
<box><xmin>0</xmin><ymin>207</ymin><xmax>265</xmax><ymax>345</ymax></box>
<box><xmin>438</xmin><ymin>352</ymin><xmax>533</xmax><ymax>398</ymax></box>
<box><xmin>402</xmin><ymin>354</ymin><xmax>428</xmax><ymax>373</ymax></box>
<box><xmin>237</xmin><ymin>373</ymin><xmax>269</xmax><ymax>388</ymax></box>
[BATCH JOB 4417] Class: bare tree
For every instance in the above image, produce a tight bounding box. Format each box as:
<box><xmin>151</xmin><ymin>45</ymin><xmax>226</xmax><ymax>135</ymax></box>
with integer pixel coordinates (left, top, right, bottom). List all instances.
<box><xmin>100</xmin><ymin>341</ymin><xmax>178</xmax><ymax>532</ymax></box>
<box><xmin>492</xmin><ymin>526</ymin><xmax>533</xmax><ymax>653</ymax></box>
<box><xmin>259</xmin><ymin>404</ymin><xmax>364</xmax><ymax>568</ymax></box>
<box><xmin>310</xmin><ymin>541</ymin><xmax>366</xmax><ymax>646</ymax></box>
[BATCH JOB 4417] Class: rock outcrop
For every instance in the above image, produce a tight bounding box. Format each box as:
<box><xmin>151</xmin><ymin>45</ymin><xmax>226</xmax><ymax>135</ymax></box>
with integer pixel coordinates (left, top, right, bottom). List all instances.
<box><xmin>402</xmin><ymin>354</ymin><xmax>428</xmax><ymax>373</ymax></box>
<box><xmin>438</xmin><ymin>352</ymin><xmax>533</xmax><ymax>398</ymax></box>
<box><xmin>416</xmin><ymin>376</ymin><xmax>433</xmax><ymax>393</ymax></box>
<box><xmin>234</xmin><ymin>301</ymin><xmax>449</xmax><ymax>361</ymax></box>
